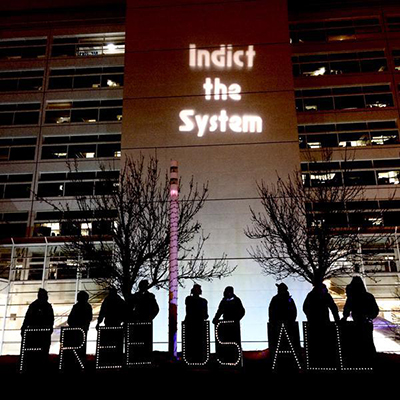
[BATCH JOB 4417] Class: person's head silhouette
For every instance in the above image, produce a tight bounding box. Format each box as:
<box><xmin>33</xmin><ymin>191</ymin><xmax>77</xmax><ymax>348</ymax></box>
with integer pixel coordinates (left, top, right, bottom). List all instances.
<box><xmin>77</xmin><ymin>290</ymin><xmax>89</xmax><ymax>303</ymax></box>
<box><xmin>276</xmin><ymin>282</ymin><xmax>288</xmax><ymax>295</ymax></box>
<box><xmin>138</xmin><ymin>280</ymin><xmax>149</xmax><ymax>292</ymax></box>
<box><xmin>223</xmin><ymin>286</ymin><xmax>234</xmax><ymax>299</ymax></box>
<box><xmin>191</xmin><ymin>284</ymin><xmax>202</xmax><ymax>296</ymax></box>
<box><xmin>349</xmin><ymin>276</ymin><xmax>366</xmax><ymax>295</ymax></box>
<box><xmin>37</xmin><ymin>288</ymin><xmax>48</xmax><ymax>302</ymax></box>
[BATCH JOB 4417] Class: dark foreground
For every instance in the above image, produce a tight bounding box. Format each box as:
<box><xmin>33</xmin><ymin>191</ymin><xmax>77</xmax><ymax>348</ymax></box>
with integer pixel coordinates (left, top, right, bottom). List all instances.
<box><xmin>1</xmin><ymin>349</ymin><xmax>399</xmax><ymax>393</ymax></box>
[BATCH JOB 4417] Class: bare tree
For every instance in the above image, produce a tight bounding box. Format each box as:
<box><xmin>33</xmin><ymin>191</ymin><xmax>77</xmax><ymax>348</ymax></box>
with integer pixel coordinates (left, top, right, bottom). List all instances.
<box><xmin>245</xmin><ymin>150</ymin><xmax>393</xmax><ymax>286</ymax></box>
<box><xmin>38</xmin><ymin>155</ymin><xmax>233</xmax><ymax>300</ymax></box>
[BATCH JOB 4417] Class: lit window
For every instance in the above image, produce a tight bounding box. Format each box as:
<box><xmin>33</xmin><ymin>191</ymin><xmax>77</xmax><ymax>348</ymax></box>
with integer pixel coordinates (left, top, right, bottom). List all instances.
<box><xmin>307</xmin><ymin>141</ymin><xmax>321</xmax><ymax>148</ymax></box>
<box><xmin>378</xmin><ymin>171</ymin><xmax>400</xmax><ymax>184</ymax></box>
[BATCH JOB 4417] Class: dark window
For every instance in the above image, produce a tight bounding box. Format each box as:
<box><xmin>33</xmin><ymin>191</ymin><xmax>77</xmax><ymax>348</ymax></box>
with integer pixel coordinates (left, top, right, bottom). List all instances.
<box><xmin>330</xmin><ymin>60</ymin><xmax>360</xmax><ymax>74</ymax></box>
<box><xmin>344</xmin><ymin>171</ymin><xmax>376</xmax><ymax>186</ymax></box>
<box><xmin>64</xmin><ymin>182</ymin><xmax>94</xmax><ymax>196</ymax></box>
<box><xmin>4</xmin><ymin>184</ymin><xmax>31</xmax><ymax>198</ymax></box>
<box><xmin>97</xmin><ymin>143</ymin><xmax>121</xmax><ymax>157</ymax></box>
<box><xmin>335</xmin><ymin>95</ymin><xmax>365</xmax><ymax>110</ymax></box>
<box><xmin>37</xmin><ymin>183</ymin><xmax>64</xmax><ymax>197</ymax></box>
<box><xmin>48</xmin><ymin>77</ymin><xmax>73</xmax><ymax>90</ymax></box>
<box><xmin>99</xmin><ymin>107</ymin><xmax>123</xmax><ymax>122</ymax></box>
<box><xmin>68</xmin><ymin>144</ymin><xmax>97</xmax><ymax>158</ymax></box>
<box><xmin>41</xmin><ymin>146</ymin><xmax>67</xmax><ymax>159</ymax></box>
<box><xmin>9</xmin><ymin>147</ymin><xmax>35</xmax><ymax>160</ymax></box>
<box><xmin>365</xmin><ymin>94</ymin><xmax>394</xmax><ymax>108</ymax></box>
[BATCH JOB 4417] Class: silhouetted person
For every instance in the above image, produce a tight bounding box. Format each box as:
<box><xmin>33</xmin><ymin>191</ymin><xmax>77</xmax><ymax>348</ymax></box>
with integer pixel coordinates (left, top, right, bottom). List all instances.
<box><xmin>341</xmin><ymin>276</ymin><xmax>379</xmax><ymax>362</ymax></box>
<box><xmin>268</xmin><ymin>283</ymin><xmax>300</xmax><ymax>365</ymax></box>
<box><xmin>342</xmin><ymin>277</ymin><xmax>379</xmax><ymax>325</ymax></box>
<box><xmin>303</xmin><ymin>283</ymin><xmax>339</xmax><ymax>368</ymax></box>
<box><xmin>64</xmin><ymin>291</ymin><xmax>92</xmax><ymax>369</ymax></box>
<box><xmin>303</xmin><ymin>283</ymin><xmax>340</xmax><ymax>324</ymax></box>
<box><xmin>185</xmin><ymin>283</ymin><xmax>208</xmax><ymax>322</ymax></box>
<box><xmin>184</xmin><ymin>284</ymin><xmax>209</xmax><ymax>363</ymax></box>
<box><xmin>21</xmin><ymin>288</ymin><xmax>54</xmax><ymax>370</ymax></box>
<box><xmin>213</xmin><ymin>286</ymin><xmax>245</xmax><ymax>365</ymax></box>
<box><xmin>128</xmin><ymin>280</ymin><xmax>159</xmax><ymax>322</ymax></box>
<box><xmin>96</xmin><ymin>287</ymin><xmax>127</xmax><ymax>329</ymax></box>
<box><xmin>21</xmin><ymin>288</ymin><xmax>54</xmax><ymax>336</ymax></box>
<box><xmin>269</xmin><ymin>283</ymin><xmax>297</xmax><ymax>324</ymax></box>
<box><xmin>68</xmin><ymin>291</ymin><xmax>93</xmax><ymax>332</ymax></box>
<box><xmin>212</xmin><ymin>286</ymin><xmax>245</xmax><ymax>324</ymax></box>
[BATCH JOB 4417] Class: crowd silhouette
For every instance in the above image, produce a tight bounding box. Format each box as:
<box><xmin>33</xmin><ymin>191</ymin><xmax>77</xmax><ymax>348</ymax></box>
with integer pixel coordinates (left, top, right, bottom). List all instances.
<box><xmin>19</xmin><ymin>277</ymin><xmax>380</xmax><ymax>371</ymax></box>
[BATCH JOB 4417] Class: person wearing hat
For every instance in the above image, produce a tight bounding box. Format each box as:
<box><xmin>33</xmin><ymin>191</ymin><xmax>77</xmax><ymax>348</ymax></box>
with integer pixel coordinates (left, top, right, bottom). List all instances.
<box><xmin>184</xmin><ymin>284</ymin><xmax>209</xmax><ymax>362</ymax></box>
<box><xmin>268</xmin><ymin>282</ymin><xmax>297</xmax><ymax>325</ymax></box>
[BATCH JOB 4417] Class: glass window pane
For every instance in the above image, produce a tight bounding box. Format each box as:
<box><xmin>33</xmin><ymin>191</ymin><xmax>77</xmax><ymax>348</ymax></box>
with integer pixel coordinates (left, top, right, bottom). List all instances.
<box><xmin>334</xmin><ymin>95</ymin><xmax>365</xmax><ymax>110</ymax></box>
<box><xmin>4</xmin><ymin>184</ymin><xmax>31</xmax><ymax>198</ymax></box>
<box><xmin>9</xmin><ymin>147</ymin><xmax>35</xmax><ymax>160</ymax></box>
<box><xmin>365</xmin><ymin>94</ymin><xmax>393</xmax><ymax>108</ymax></box>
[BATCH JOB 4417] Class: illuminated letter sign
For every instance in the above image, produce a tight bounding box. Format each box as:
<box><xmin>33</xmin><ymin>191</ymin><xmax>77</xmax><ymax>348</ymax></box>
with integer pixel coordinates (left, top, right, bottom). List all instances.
<box><xmin>215</xmin><ymin>321</ymin><xmax>243</xmax><ymax>367</ymax></box>
<box><xmin>182</xmin><ymin>321</ymin><xmax>210</xmax><ymax>366</ymax></box>
<box><xmin>19</xmin><ymin>328</ymin><xmax>52</xmax><ymax>373</ymax></box>
<box><xmin>125</xmin><ymin>322</ymin><xmax>153</xmax><ymax>367</ymax></box>
<box><xmin>268</xmin><ymin>322</ymin><xmax>302</xmax><ymax>371</ymax></box>
<box><xmin>95</xmin><ymin>326</ymin><xmax>124</xmax><ymax>370</ymax></box>
<box><xmin>59</xmin><ymin>327</ymin><xmax>87</xmax><ymax>371</ymax></box>
<box><xmin>180</xmin><ymin>44</ymin><xmax>263</xmax><ymax>137</ymax></box>
<box><xmin>303</xmin><ymin>322</ymin><xmax>341</xmax><ymax>372</ymax></box>
<box><xmin>337</xmin><ymin>322</ymin><xmax>374</xmax><ymax>372</ymax></box>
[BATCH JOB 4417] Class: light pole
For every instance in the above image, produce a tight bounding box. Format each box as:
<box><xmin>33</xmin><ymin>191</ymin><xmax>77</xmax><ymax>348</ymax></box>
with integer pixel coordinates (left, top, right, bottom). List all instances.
<box><xmin>169</xmin><ymin>160</ymin><xmax>179</xmax><ymax>359</ymax></box>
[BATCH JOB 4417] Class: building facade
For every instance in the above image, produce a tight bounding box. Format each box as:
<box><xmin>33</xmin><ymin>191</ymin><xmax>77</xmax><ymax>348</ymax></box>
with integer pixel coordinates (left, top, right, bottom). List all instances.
<box><xmin>0</xmin><ymin>0</ymin><xmax>399</xmax><ymax>355</ymax></box>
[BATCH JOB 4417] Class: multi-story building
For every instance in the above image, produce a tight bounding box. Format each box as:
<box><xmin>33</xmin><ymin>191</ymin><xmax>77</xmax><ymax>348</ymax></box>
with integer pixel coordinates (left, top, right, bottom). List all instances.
<box><xmin>0</xmin><ymin>0</ymin><xmax>399</xmax><ymax>356</ymax></box>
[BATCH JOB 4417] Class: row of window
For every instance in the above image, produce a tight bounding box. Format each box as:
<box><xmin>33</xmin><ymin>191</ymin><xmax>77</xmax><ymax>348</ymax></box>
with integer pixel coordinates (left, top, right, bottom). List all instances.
<box><xmin>292</xmin><ymin>50</ymin><xmax>388</xmax><ymax>77</ymax></box>
<box><xmin>290</xmin><ymin>17</ymin><xmax>389</xmax><ymax>44</ymax></box>
<box><xmin>48</xmin><ymin>66</ymin><xmax>124</xmax><ymax>90</ymax></box>
<box><xmin>41</xmin><ymin>143</ymin><xmax>121</xmax><ymax>159</ymax></box>
<box><xmin>0</xmin><ymin>134</ymin><xmax>121</xmax><ymax>162</ymax></box>
<box><xmin>51</xmin><ymin>34</ymin><xmax>125</xmax><ymax>58</ymax></box>
<box><xmin>0</xmin><ymin>66</ymin><xmax>124</xmax><ymax>93</ymax></box>
<box><xmin>41</xmin><ymin>134</ymin><xmax>121</xmax><ymax>159</ymax></box>
<box><xmin>300</xmin><ymin>130</ymin><xmax>399</xmax><ymax>149</ymax></box>
<box><xmin>299</xmin><ymin>120</ymin><xmax>399</xmax><ymax>149</ymax></box>
<box><xmin>0</xmin><ymin>174</ymin><xmax>32</xmax><ymax>200</ymax></box>
<box><xmin>0</xmin><ymin>33</ymin><xmax>125</xmax><ymax>61</ymax></box>
<box><xmin>302</xmin><ymin>158</ymin><xmax>400</xmax><ymax>171</ymax></box>
<box><xmin>0</xmin><ymin>137</ymin><xmax>37</xmax><ymax>161</ymax></box>
<box><xmin>0</xmin><ymin>170</ymin><xmax>120</xmax><ymax>199</ymax></box>
<box><xmin>37</xmin><ymin>170</ymin><xmax>119</xmax><ymax>198</ymax></box>
<box><xmin>308</xmin><ymin>210</ymin><xmax>400</xmax><ymax>229</ymax></box>
<box><xmin>0</xmin><ymin>100</ymin><xmax>122</xmax><ymax>126</ymax></box>
<box><xmin>295</xmin><ymin>84</ymin><xmax>394</xmax><ymax>112</ymax></box>
<box><xmin>0</xmin><ymin>69</ymin><xmax>44</xmax><ymax>92</ymax></box>
<box><xmin>45</xmin><ymin>99</ymin><xmax>122</xmax><ymax>124</ymax></box>
<box><xmin>0</xmin><ymin>103</ymin><xmax>40</xmax><ymax>126</ymax></box>
<box><xmin>303</xmin><ymin>169</ymin><xmax>400</xmax><ymax>187</ymax></box>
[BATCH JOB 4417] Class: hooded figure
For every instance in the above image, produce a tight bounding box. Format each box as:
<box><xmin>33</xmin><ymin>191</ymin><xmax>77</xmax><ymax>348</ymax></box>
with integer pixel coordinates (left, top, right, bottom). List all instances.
<box><xmin>303</xmin><ymin>283</ymin><xmax>340</xmax><ymax>324</ymax></box>
<box><xmin>341</xmin><ymin>276</ymin><xmax>379</xmax><ymax>363</ymax></box>
<box><xmin>96</xmin><ymin>287</ymin><xmax>127</xmax><ymax>329</ymax></box>
<box><xmin>128</xmin><ymin>280</ymin><xmax>159</xmax><ymax>322</ymax></box>
<box><xmin>212</xmin><ymin>286</ymin><xmax>245</xmax><ymax>324</ymax></box>
<box><xmin>68</xmin><ymin>290</ymin><xmax>93</xmax><ymax>332</ymax></box>
<box><xmin>268</xmin><ymin>283</ymin><xmax>297</xmax><ymax>324</ymax></box>
<box><xmin>342</xmin><ymin>276</ymin><xmax>379</xmax><ymax>324</ymax></box>
<box><xmin>21</xmin><ymin>288</ymin><xmax>54</xmax><ymax>334</ymax></box>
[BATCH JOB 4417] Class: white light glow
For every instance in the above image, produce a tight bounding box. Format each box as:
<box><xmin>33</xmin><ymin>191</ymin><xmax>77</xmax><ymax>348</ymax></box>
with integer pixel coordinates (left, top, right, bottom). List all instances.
<box><xmin>179</xmin><ymin>109</ymin><xmax>262</xmax><ymax>137</ymax></box>
<box><xmin>105</xmin><ymin>43</ymin><xmax>117</xmax><ymax>53</ymax></box>
<box><xmin>189</xmin><ymin>44</ymin><xmax>255</xmax><ymax>69</ymax></box>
